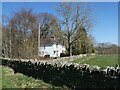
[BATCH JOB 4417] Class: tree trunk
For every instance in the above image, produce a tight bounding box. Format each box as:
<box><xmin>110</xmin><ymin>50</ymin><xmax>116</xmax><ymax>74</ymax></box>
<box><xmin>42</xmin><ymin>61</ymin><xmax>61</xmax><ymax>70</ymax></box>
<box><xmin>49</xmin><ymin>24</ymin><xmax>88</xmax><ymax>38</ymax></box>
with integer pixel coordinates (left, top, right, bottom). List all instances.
<box><xmin>68</xmin><ymin>35</ymin><xmax>72</xmax><ymax>56</ymax></box>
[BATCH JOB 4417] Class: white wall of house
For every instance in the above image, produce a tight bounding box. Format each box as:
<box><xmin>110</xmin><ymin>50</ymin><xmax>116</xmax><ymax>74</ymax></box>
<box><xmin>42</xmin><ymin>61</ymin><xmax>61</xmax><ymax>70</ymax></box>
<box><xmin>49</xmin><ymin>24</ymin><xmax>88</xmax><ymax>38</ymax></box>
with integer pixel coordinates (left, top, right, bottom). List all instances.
<box><xmin>39</xmin><ymin>43</ymin><xmax>66</xmax><ymax>57</ymax></box>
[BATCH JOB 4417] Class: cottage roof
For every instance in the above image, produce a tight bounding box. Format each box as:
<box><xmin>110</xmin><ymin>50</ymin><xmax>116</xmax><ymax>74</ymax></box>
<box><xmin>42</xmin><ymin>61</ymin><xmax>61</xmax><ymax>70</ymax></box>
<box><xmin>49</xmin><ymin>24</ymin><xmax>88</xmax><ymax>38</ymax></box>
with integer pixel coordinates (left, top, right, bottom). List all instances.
<box><xmin>40</xmin><ymin>35</ymin><xmax>63</xmax><ymax>46</ymax></box>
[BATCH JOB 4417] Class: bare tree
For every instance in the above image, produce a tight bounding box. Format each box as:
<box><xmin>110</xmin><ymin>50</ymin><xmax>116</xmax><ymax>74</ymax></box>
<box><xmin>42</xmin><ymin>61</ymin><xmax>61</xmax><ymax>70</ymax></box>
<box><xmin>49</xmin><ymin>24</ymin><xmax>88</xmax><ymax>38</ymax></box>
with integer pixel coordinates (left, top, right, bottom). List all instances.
<box><xmin>37</xmin><ymin>12</ymin><xmax>60</xmax><ymax>38</ymax></box>
<box><xmin>56</xmin><ymin>3</ymin><xmax>92</xmax><ymax>56</ymax></box>
<box><xmin>2</xmin><ymin>16</ymin><xmax>11</xmax><ymax>58</ymax></box>
<box><xmin>8</xmin><ymin>8</ymin><xmax>38</xmax><ymax>59</ymax></box>
<box><xmin>2</xmin><ymin>9</ymin><xmax>61</xmax><ymax>59</ymax></box>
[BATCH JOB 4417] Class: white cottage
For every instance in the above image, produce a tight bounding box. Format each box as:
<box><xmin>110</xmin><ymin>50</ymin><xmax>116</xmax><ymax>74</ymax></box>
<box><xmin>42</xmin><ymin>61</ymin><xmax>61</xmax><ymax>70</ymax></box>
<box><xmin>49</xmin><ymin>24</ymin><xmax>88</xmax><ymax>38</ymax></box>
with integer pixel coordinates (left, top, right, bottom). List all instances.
<box><xmin>39</xmin><ymin>36</ymin><xmax>66</xmax><ymax>58</ymax></box>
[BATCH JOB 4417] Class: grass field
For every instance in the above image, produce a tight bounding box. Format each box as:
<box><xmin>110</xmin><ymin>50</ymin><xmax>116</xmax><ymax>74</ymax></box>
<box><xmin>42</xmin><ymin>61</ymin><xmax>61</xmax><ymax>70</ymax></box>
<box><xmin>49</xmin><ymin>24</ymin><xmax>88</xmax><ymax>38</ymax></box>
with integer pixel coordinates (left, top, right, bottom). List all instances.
<box><xmin>73</xmin><ymin>54</ymin><xmax>118</xmax><ymax>67</ymax></box>
<box><xmin>1</xmin><ymin>65</ymin><xmax>65</xmax><ymax>89</ymax></box>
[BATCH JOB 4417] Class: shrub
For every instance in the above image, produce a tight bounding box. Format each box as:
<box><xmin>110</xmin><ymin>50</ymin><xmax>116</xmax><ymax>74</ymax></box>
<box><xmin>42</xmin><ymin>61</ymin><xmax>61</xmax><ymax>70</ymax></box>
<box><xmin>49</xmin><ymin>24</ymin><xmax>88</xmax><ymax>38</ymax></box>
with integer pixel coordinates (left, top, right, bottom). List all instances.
<box><xmin>60</xmin><ymin>53</ymin><xmax>69</xmax><ymax>57</ymax></box>
<box><xmin>44</xmin><ymin>55</ymin><xmax>50</xmax><ymax>59</ymax></box>
<box><xmin>72</xmin><ymin>49</ymin><xmax>80</xmax><ymax>55</ymax></box>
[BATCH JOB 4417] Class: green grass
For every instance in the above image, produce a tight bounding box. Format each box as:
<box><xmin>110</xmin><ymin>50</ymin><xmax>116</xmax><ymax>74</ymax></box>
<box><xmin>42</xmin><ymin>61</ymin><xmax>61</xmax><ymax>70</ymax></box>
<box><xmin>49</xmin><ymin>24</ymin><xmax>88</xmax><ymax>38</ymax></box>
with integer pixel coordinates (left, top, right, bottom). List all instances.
<box><xmin>1</xmin><ymin>65</ymin><xmax>66</xmax><ymax>89</ymax></box>
<box><xmin>73</xmin><ymin>54</ymin><xmax>118</xmax><ymax>67</ymax></box>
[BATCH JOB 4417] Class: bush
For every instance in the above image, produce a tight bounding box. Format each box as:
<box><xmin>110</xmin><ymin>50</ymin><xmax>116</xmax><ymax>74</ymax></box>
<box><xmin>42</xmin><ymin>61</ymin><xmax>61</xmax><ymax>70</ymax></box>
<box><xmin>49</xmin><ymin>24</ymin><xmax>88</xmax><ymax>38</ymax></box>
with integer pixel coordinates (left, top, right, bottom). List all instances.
<box><xmin>92</xmin><ymin>49</ymin><xmax>95</xmax><ymax>53</ymax></box>
<box><xmin>44</xmin><ymin>55</ymin><xmax>50</xmax><ymax>59</ymax></box>
<box><xmin>60</xmin><ymin>53</ymin><xmax>66</xmax><ymax>57</ymax></box>
<box><xmin>60</xmin><ymin>53</ymin><xmax>69</xmax><ymax>57</ymax></box>
<box><xmin>72</xmin><ymin>49</ymin><xmax>80</xmax><ymax>55</ymax></box>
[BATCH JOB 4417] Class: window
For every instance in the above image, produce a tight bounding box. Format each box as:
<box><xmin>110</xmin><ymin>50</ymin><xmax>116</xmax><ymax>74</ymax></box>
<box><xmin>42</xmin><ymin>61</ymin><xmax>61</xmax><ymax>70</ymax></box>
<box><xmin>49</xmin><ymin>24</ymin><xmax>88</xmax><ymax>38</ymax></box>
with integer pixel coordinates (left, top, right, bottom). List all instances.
<box><xmin>54</xmin><ymin>51</ymin><xmax>56</xmax><ymax>54</ymax></box>
<box><xmin>44</xmin><ymin>46</ymin><xmax>45</xmax><ymax>49</ymax></box>
<box><xmin>56</xmin><ymin>44</ymin><xmax>58</xmax><ymax>48</ymax></box>
<box><xmin>56</xmin><ymin>50</ymin><xmax>58</xmax><ymax>56</ymax></box>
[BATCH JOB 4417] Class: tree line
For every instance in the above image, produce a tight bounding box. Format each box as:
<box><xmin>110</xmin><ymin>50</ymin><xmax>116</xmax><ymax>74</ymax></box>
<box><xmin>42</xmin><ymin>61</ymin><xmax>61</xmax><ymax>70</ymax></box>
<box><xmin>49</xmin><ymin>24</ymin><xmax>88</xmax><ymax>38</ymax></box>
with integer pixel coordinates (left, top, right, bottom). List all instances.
<box><xmin>2</xmin><ymin>3</ymin><xmax>95</xmax><ymax>59</ymax></box>
<box><xmin>95</xmin><ymin>43</ymin><xmax>119</xmax><ymax>54</ymax></box>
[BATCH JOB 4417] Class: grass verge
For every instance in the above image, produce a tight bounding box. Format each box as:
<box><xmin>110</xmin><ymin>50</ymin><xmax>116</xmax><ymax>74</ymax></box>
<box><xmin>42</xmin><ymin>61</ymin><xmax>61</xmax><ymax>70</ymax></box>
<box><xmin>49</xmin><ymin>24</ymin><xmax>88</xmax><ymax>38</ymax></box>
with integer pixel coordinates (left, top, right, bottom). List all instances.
<box><xmin>1</xmin><ymin>65</ymin><xmax>65</xmax><ymax>89</ymax></box>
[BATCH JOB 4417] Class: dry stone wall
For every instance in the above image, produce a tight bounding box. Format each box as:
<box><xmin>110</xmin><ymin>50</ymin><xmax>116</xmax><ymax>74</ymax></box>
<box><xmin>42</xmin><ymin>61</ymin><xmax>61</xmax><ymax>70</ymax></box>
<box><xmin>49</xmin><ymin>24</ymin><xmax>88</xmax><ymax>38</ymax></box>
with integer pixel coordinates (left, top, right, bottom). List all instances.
<box><xmin>1</xmin><ymin>57</ymin><xmax>120</xmax><ymax>89</ymax></box>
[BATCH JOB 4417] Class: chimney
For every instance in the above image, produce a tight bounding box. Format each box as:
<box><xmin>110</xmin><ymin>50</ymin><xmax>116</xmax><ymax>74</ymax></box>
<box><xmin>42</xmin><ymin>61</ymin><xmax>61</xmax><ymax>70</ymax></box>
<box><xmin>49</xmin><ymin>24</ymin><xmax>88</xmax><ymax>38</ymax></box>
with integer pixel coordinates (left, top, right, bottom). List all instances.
<box><xmin>51</xmin><ymin>35</ymin><xmax>55</xmax><ymax>40</ymax></box>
